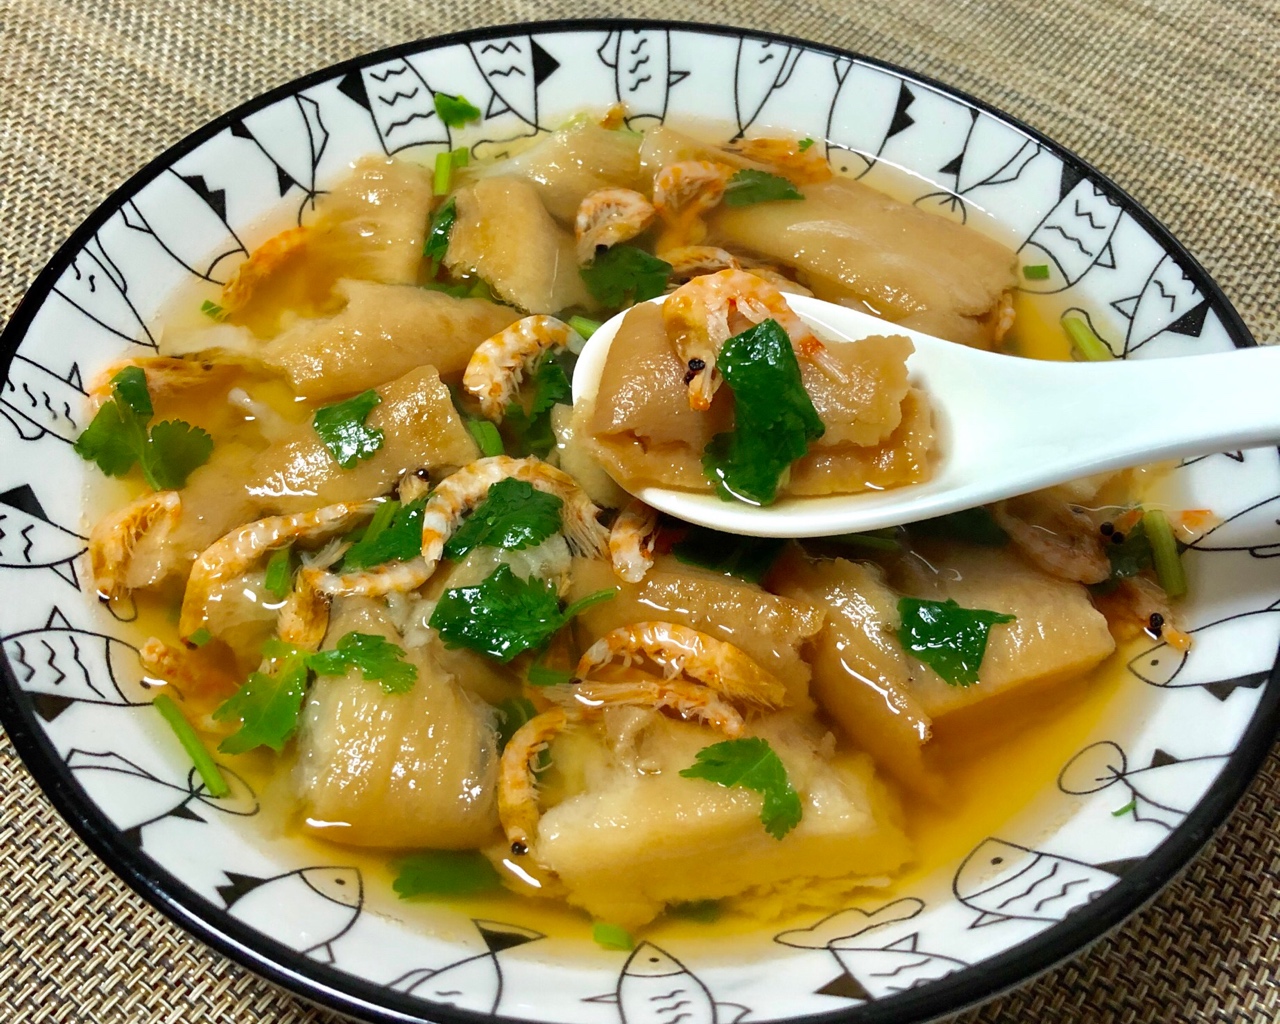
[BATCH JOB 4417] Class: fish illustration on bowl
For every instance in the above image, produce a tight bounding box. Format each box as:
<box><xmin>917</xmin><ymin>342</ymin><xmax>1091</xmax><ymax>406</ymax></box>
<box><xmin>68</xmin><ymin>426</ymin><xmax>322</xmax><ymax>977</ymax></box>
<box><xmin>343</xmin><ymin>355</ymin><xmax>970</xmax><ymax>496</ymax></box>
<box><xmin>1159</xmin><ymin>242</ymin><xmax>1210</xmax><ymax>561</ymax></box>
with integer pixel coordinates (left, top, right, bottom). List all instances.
<box><xmin>389</xmin><ymin>919</ymin><xmax>544</xmax><ymax>1014</ymax></box>
<box><xmin>586</xmin><ymin>941</ymin><xmax>748</xmax><ymax>1024</ymax></box>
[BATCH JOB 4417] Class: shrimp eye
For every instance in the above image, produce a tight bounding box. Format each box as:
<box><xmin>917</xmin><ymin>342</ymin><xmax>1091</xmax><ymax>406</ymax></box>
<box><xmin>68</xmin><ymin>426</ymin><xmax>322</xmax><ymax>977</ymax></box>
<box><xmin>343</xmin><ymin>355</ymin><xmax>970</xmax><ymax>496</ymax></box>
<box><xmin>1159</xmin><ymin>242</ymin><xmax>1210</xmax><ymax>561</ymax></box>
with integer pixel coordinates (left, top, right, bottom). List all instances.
<box><xmin>688</xmin><ymin>358</ymin><xmax>706</xmax><ymax>371</ymax></box>
<box><xmin>511</xmin><ymin>841</ymin><xmax>529</xmax><ymax>856</ymax></box>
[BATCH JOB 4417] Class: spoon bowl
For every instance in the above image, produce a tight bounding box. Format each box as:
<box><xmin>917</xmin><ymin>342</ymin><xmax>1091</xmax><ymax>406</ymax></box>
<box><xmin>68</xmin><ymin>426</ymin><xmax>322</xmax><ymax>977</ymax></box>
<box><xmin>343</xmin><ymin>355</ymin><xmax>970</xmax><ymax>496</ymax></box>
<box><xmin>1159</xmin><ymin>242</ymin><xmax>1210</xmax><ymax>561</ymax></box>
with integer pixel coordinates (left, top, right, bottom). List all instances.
<box><xmin>573</xmin><ymin>295</ymin><xmax>1280</xmax><ymax>537</ymax></box>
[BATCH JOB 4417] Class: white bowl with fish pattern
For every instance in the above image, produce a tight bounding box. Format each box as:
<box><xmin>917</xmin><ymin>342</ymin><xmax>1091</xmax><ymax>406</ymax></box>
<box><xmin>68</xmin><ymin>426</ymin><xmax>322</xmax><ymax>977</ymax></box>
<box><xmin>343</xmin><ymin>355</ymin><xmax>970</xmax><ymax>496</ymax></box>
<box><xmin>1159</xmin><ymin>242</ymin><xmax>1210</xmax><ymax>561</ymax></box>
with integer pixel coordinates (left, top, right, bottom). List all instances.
<box><xmin>1</xmin><ymin>19</ymin><xmax>1276</xmax><ymax>1024</ymax></box>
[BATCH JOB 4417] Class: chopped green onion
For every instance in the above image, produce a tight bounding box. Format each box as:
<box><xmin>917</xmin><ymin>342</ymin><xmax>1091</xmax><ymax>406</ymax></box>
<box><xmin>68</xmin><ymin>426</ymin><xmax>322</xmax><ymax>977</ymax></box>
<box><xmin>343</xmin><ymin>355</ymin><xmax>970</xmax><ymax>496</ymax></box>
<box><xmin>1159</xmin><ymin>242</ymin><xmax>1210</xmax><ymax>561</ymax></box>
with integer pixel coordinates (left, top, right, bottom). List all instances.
<box><xmin>434</xmin><ymin>150</ymin><xmax>453</xmax><ymax>196</ymax></box>
<box><xmin>1022</xmin><ymin>264</ymin><xmax>1051</xmax><ymax>281</ymax></box>
<box><xmin>824</xmin><ymin>529</ymin><xmax>901</xmax><ymax>552</ymax></box>
<box><xmin>1062</xmin><ymin>316</ymin><xmax>1112</xmax><ymax>361</ymax></box>
<box><xmin>153</xmin><ymin>694</ymin><xmax>230</xmax><ymax>798</ymax></box>
<box><xmin>568</xmin><ymin>315</ymin><xmax>603</xmax><ymax>339</ymax></box>
<box><xmin>187</xmin><ymin>627</ymin><xmax>213</xmax><ymax>647</ymax></box>
<box><xmin>434</xmin><ymin>93</ymin><xmax>482</xmax><ymax>128</ymax></box>
<box><xmin>200</xmin><ymin>299</ymin><xmax>227</xmax><ymax>321</ymax></box>
<box><xmin>467</xmin><ymin>419</ymin><xmax>505</xmax><ymax>457</ymax></box>
<box><xmin>1112</xmin><ymin>798</ymin><xmax>1137</xmax><ymax>817</ymax></box>
<box><xmin>451</xmin><ymin>147</ymin><xmax>470</xmax><ymax>169</ymax></box>
<box><xmin>592</xmin><ymin>922</ymin><xmax>635</xmax><ymax>950</ymax></box>
<box><xmin>1143</xmin><ymin>508</ymin><xmax>1187</xmax><ymax>599</ymax></box>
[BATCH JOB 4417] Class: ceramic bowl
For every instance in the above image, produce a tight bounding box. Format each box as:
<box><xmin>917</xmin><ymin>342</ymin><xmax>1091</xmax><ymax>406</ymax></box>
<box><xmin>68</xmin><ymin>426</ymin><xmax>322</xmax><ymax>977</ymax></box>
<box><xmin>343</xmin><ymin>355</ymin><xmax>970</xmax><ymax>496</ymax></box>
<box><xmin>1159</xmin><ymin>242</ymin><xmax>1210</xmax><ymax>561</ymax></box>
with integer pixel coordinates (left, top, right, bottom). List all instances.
<box><xmin>1</xmin><ymin>19</ymin><xmax>1276</xmax><ymax>1024</ymax></box>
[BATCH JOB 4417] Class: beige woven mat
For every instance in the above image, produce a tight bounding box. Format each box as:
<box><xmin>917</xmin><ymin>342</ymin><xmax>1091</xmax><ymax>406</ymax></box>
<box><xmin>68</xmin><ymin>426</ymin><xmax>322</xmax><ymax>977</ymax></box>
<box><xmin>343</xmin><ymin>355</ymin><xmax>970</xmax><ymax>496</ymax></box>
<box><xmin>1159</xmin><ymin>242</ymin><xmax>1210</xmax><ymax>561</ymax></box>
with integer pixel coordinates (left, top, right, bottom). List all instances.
<box><xmin>1</xmin><ymin>1</ymin><xmax>1278</xmax><ymax>1021</ymax></box>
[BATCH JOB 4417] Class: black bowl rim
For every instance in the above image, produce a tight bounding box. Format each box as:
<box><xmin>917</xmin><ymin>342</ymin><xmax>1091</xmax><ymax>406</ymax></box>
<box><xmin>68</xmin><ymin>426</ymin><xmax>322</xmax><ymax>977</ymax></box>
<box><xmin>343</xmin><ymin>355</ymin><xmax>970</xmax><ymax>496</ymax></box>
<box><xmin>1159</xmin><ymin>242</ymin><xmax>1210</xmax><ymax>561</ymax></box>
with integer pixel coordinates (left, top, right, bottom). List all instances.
<box><xmin>0</xmin><ymin>17</ymin><xmax>1275</xmax><ymax>1024</ymax></box>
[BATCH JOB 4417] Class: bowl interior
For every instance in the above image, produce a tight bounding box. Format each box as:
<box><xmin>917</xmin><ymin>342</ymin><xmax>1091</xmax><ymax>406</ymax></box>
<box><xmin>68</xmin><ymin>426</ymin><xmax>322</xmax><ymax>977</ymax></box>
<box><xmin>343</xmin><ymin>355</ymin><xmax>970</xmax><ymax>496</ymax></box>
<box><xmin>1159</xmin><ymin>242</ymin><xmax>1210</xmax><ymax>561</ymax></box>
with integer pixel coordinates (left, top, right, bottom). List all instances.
<box><xmin>1</xmin><ymin>21</ymin><xmax>1277</xmax><ymax>1024</ymax></box>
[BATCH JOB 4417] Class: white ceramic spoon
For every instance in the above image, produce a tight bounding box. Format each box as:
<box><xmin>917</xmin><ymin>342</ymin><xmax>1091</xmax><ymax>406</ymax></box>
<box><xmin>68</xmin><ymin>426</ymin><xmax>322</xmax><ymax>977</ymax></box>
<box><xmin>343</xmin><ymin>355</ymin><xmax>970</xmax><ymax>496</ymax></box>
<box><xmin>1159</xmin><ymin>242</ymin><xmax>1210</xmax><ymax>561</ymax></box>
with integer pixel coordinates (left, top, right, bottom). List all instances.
<box><xmin>572</xmin><ymin>294</ymin><xmax>1280</xmax><ymax>538</ymax></box>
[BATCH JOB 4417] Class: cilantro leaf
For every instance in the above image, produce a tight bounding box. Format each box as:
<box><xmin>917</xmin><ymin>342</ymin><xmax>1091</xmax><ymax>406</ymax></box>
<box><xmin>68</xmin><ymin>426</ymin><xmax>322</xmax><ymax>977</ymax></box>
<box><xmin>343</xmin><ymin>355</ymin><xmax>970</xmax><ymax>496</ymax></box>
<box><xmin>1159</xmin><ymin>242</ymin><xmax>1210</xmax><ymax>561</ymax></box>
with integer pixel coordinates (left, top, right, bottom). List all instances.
<box><xmin>313</xmin><ymin>389</ymin><xmax>384</xmax><ymax>469</ymax></box>
<box><xmin>73</xmin><ymin>366</ymin><xmax>211</xmax><ymax>487</ymax></box>
<box><xmin>797</xmin><ymin>137</ymin><xmax>815</xmax><ymax>151</ymax></box>
<box><xmin>897</xmin><ymin>598</ymin><xmax>1015</xmax><ymax>687</ymax></box>
<box><xmin>592</xmin><ymin>923</ymin><xmax>635</xmax><ymax>950</ymax></box>
<box><xmin>73</xmin><ymin>399</ymin><xmax>144</xmax><ymax>477</ymax></box>
<box><xmin>702</xmin><ymin>319</ymin><xmax>825</xmax><ymax>505</ymax></box>
<box><xmin>467</xmin><ymin>418</ymin><xmax>505</xmax><ymax>457</ymax></box>
<box><xmin>424</xmin><ymin>197</ymin><xmax>456</xmax><ymax>272</ymax></box>
<box><xmin>308</xmin><ymin>631</ymin><xmax>417</xmax><ymax>694</ymax></box>
<box><xmin>434</xmin><ymin>93</ymin><xmax>482</xmax><ymax>128</ymax></box>
<box><xmin>580</xmin><ymin>245</ymin><xmax>672</xmax><ymax>307</ymax></box>
<box><xmin>1105</xmin><ymin>518</ymin><xmax>1153</xmax><ymax>580</ymax></box>
<box><xmin>140</xmin><ymin>419</ymin><xmax>214</xmax><ymax>490</ymax></box>
<box><xmin>213</xmin><ymin>644</ymin><xmax>310</xmax><ymax>754</ymax></box>
<box><xmin>341</xmin><ymin>498</ymin><xmax>427</xmax><ymax>571</ymax></box>
<box><xmin>393</xmin><ymin>850</ymin><xmax>500</xmax><ymax>899</ymax></box>
<box><xmin>504</xmin><ymin>355</ymin><xmax>573</xmax><ymax>458</ymax></box>
<box><xmin>671</xmin><ymin>525</ymin><xmax>783</xmax><ymax>583</ymax></box>
<box><xmin>679</xmin><ymin>737</ymin><xmax>802</xmax><ymax>839</ymax></box>
<box><xmin>262</xmin><ymin>546</ymin><xmax>295</xmax><ymax>599</ymax></box>
<box><xmin>201</xmin><ymin>299</ymin><xmax>227</xmax><ymax>321</ymax></box>
<box><xmin>911</xmin><ymin>507</ymin><xmax>1009</xmax><ymax>547</ymax></box>
<box><xmin>444</xmin><ymin>478</ymin><xmax>564</xmax><ymax>560</ymax></box>
<box><xmin>429</xmin><ymin>564</ymin><xmax>613</xmax><ymax>662</ymax></box>
<box><xmin>723</xmin><ymin>169</ymin><xmax>803</xmax><ymax>207</ymax></box>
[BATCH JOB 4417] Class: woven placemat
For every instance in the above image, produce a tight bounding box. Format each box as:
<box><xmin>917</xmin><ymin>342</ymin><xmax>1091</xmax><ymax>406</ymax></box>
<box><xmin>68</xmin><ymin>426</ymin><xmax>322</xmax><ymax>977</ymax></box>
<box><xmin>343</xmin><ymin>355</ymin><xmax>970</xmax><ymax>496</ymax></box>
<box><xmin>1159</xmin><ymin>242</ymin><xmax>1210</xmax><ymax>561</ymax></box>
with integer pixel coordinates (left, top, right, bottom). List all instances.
<box><xmin>1</xmin><ymin>1</ymin><xmax>1277</xmax><ymax>1021</ymax></box>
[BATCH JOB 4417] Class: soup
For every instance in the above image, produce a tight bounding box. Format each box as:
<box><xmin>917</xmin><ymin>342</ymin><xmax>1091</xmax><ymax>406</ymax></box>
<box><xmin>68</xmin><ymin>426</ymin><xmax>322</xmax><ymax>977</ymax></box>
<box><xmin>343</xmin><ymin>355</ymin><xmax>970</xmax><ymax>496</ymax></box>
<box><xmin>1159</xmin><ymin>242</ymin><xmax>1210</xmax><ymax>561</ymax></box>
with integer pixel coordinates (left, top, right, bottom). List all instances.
<box><xmin>74</xmin><ymin>109</ymin><xmax>1202</xmax><ymax>937</ymax></box>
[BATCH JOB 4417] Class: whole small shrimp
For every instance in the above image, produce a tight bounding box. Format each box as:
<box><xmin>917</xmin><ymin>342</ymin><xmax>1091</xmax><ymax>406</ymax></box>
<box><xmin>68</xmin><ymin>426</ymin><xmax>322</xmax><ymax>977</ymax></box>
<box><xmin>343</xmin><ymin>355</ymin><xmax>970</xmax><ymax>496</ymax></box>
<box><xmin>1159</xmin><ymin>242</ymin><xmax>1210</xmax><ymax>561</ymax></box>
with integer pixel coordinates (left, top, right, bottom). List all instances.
<box><xmin>89</xmin><ymin>356</ymin><xmax>241</xmax><ymax>404</ymax></box>
<box><xmin>463</xmin><ymin>316</ymin><xmax>574</xmax><ymax>421</ymax></box>
<box><xmin>498</xmin><ymin>707</ymin><xmax>571</xmax><ymax>856</ymax></box>
<box><xmin>301</xmin><ymin>556</ymin><xmax>433</xmax><ymax>601</ymax></box>
<box><xmin>992</xmin><ymin>495</ymin><xmax>1111</xmax><ymax>585</ymax></box>
<box><xmin>420</xmin><ymin>456</ymin><xmax>609</xmax><ymax>569</ymax></box>
<box><xmin>609</xmin><ymin>500</ymin><xmax>659</xmax><ymax>584</ymax></box>
<box><xmin>88</xmin><ymin>491</ymin><xmax>182</xmax><ymax>602</ymax></box>
<box><xmin>220</xmin><ymin>225</ymin><xmax>309</xmax><ymax>314</ymax></box>
<box><xmin>663</xmin><ymin>269</ymin><xmax>831</xmax><ymax>410</ymax></box>
<box><xmin>652</xmin><ymin>160</ymin><xmax>734</xmax><ymax>251</ymax></box>
<box><xmin>546</xmin><ymin>677</ymin><xmax>745</xmax><ymax>737</ymax></box>
<box><xmin>660</xmin><ymin>245</ymin><xmax>742</xmax><ymax>284</ymax></box>
<box><xmin>574</xmin><ymin>621</ymin><xmax>788</xmax><ymax>709</ymax></box>
<box><xmin>180</xmin><ymin>499</ymin><xmax>381</xmax><ymax>640</ymax></box>
<box><xmin>575</xmin><ymin>188</ymin><xmax>656</xmax><ymax>265</ymax></box>
<box><xmin>725</xmin><ymin>137</ymin><xmax>832</xmax><ymax>184</ymax></box>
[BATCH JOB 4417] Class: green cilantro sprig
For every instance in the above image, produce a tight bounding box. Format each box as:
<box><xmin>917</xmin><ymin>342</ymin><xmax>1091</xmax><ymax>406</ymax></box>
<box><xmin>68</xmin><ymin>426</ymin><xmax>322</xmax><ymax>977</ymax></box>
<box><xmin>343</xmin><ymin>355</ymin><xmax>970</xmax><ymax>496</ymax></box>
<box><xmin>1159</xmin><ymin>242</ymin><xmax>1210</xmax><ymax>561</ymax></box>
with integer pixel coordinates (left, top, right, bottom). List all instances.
<box><xmin>702</xmin><ymin>319</ymin><xmax>825</xmax><ymax>505</ymax></box>
<box><xmin>580</xmin><ymin>245</ymin><xmax>672</xmax><ymax>307</ymax></box>
<box><xmin>429</xmin><ymin>564</ymin><xmax>614</xmax><ymax>662</ymax></box>
<box><xmin>444</xmin><ymin>478</ymin><xmax>563</xmax><ymax>560</ymax></box>
<box><xmin>494</xmin><ymin>696</ymin><xmax>539</xmax><ymax>749</ymax></box>
<box><xmin>897</xmin><ymin>598</ymin><xmax>1015</xmax><ymax>687</ymax></box>
<box><xmin>679</xmin><ymin>736</ymin><xmax>802</xmax><ymax>839</ymax></box>
<box><xmin>670</xmin><ymin>525</ymin><xmax>784</xmax><ymax>583</ymax></box>
<box><xmin>263</xmin><ymin>546</ymin><xmax>296</xmax><ymax>600</ymax></box>
<box><xmin>341</xmin><ymin>498</ymin><xmax>427</xmax><ymax>571</ymax></box>
<box><xmin>212</xmin><ymin>632</ymin><xmax>418</xmax><ymax>753</ymax></box>
<box><xmin>393</xmin><ymin>850</ymin><xmax>501</xmax><ymax>899</ymax></box>
<box><xmin>434</xmin><ymin>93</ymin><xmax>482</xmax><ymax>128</ymax></box>
<box><xmin>723</xmin><ymin>169</ymin><xmax>803</xmax><ymax>207</ymax></box>
<box><xmin>313</xmin><ymin>389</ymin><xmax>384</xmax><ymax>469</ymax></box>
<box><xmin>309</xmin><ymin>631</ymin><xmax>418</xmax><ymax>694</ymax></box>
<box><xmin>74</xmin><ymin>366</ymin><xmax>213</xmax><ymax>490</ymax></box>
<box><xmin>504</xmin><ymin>355</ymin><xmax>573</xmax><ymax>458</ymax></box>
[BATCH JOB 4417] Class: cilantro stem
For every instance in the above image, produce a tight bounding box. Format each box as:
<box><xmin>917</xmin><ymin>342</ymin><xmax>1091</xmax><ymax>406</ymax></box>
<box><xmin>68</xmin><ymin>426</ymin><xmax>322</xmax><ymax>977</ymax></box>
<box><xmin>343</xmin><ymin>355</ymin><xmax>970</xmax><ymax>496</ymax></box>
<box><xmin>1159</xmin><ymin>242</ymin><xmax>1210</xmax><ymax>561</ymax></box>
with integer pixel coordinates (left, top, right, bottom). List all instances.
<box><xmin>568</xmin><ymin>315</ymin><xmax>603</xmax><ymax>340</ymax></box>
<box><xmin>153</xmin><ymin>694</ymin><xmax>230</xmax><ymax>798</ymax></box>
<box><xmin>1144</xmin><ymin>508</ymin><xmax>1187</xmax><ymax>599</ymax></box>
<box><xmin>560</xmin><ymin>587</ymin><xmax>617</xmax><ymax>621</ymax></box>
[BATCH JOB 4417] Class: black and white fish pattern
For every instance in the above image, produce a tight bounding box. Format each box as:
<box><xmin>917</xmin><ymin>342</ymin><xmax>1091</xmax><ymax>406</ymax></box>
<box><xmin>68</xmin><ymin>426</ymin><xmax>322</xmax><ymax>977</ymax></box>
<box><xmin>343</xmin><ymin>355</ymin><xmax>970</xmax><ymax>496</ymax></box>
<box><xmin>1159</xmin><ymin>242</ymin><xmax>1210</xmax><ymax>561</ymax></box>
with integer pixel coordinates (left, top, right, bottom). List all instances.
<box><xmin>1126</xmin><ymin>600</ymin><xmax>1280</xmax><ymax>700</ymax></box>
<box><xmin>776</xmin><ymin>899</ymin><xmax>966</xmax><ymax>1001</ymax></box>
<box><xmin>1183</xmin><ymin>492</ymin><xmax>1280</xmax><ymax>559</ymax></box>
<box><xmin>0</xmin><ymin>484</ymin><xmax>85</xmax><ymax>588</ymax></box>
<box><xmin>1</xmin><ymin>607</ymin><xmax>155</xmax><ymax>721</ymax></box>
<box><xmin>67</xmin><ymin>749</ymin><xmax>258</xmax><ymax>848</ymax></box>
<box><xmin>341</xmin><ymin>58</ymin><xmax>449</xmax><ymax>155</ymax></box>
<box><xmin>0</xmin><ymin>353</ymin><xmax>86</xmax><ymax>443</ymax></box>
<box><xmin>913</xmin><ymin>112</ymin><xmax>1041</xmax><ymax>224</ymax></box>
<box><xmin>733</xmin><ymin>38</ymin><xmax>801</xmax><ymax>138</ymax></box>
<box><xmin>586</xmin><ymin>942</ymin><xmax>748</xmax><ymax>1024</ymax></box>
<box><xmin>50</xmin><ymin>235</ymin><xmax>157</xmax><ymax>349</ymax></box>
<box><xmin>390</xmin><ymin>919</ymin><xmax>544</xmax><ymax>1013</ymax></box>
<box><xmin>1017</xmin><ymin>172</ymin><xmax>1122</xmax><ymax>294</ymax></box>
<box><xmin>1110</xmin><ymin>252</ymin><xmax>1208</xmax><ymax>354</ymax></box>
<box><xmin>469</xmin><ymin>36</ymin><xmax>561</xmax><ymax>128</ymax></box>
<box><xmin>824</xmin><ymin>60</ymin><xmax>915</xmax><ymax>178</ymax></box>
<box><xmin>234</xmin><ymin>92</ymin><xmax>331</xmax><ymax>220</ymax></box>
<box><xmin>217</xmin><ymin>865</ymin><xmax>363</xmax><ymax>963</ymax></box>
<box><xmin>1058</xmin><ymin>741</ymin><xmax>1228</xmax><ymax>830</ymax></box>
<box><xmin>121</xmin><ymin>169</ymin><xmax>248</xmax><ymax>285</ymax></box>
<box><xmin>953</xmin><ymin>838</ymin><xmax>1132</xmax><ymax>927</ymax></box>
<box><xmin>597</xmin><ymin>29</ymin><xmax>689</xmax><ymax>127</ymax></box>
